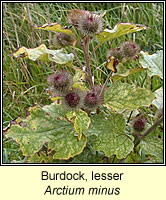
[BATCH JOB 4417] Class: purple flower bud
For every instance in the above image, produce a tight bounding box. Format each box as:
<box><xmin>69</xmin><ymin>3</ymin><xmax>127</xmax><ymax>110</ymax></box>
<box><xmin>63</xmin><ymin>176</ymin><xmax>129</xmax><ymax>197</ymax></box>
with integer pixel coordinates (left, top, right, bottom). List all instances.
<box><xmin>84</xmin><ymin>92</ymin><xmax>99</xmax><ymax>108</ymax></box>
<box><xmin>67</xmin><ymin>9</ymin><xmax>104</xmax><ymax>36</ymax></box>
<box><xmin>78</xmin><ymin>13</ymin><xmax>104</xmax><ymax>36</ymax></box>
<box><xmin>67</xmin><ymin>9</ymin><xmax>92</xmax><ymax>27</ymax></box>
<box><xmin>83</xmin><ymin>85</ymin><xmax>103</xmax><ymax>111</ymax></box>
<box><xmin>47</xmin><ymin>71</ymin><xmax>72</xmax><ymax>95</ymax></box>
<box><xmin>133</xmin><ymin>118</ymin><xmax>146</xmax><ymax>132</ymax></box>
<box><xmin>121</xmin><ymin>41</ymin><xmax>140</xmax><ymax>59</ymax></box>
<box><xmin>65</xmin><ymin>92</ymin><xmax>80</xmax><ymax>107</ymax></box>
<box><xmin>107</xmin><ymin>47</ymin><xmax>122</xmax><ymax>60</ymax></box>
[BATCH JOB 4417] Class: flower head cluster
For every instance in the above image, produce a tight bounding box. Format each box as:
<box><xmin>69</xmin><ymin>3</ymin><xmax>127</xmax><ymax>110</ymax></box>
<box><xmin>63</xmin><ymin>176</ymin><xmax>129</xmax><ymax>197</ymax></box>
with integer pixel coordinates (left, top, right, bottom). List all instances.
<box><xmin>106</xmin><ymin>41</ymin><xmax>140</xmax><ymax>67</ymax></box>
<box><xmin>68</xmin><ymin>9</ymin><xmax>104</xmax><ymax>36</ymax></box>
<box><xmin>47</xmin><ymin>71</ymin><xmax>86</xmax><ymax>110</ymax></box>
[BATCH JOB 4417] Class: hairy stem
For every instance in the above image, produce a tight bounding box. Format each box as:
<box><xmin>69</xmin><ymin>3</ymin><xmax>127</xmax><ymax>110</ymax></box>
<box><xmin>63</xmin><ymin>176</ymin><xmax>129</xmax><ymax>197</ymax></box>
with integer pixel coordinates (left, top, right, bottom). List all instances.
<box><xmin>82</xmin><ymin>36</ymin><xmax>94</xmax><ymax>89</ymax></box>
<box><xmin>89</xmin><ymin>41</ymin><xmax>103</xmax><ymax>63</ymax></box>
<box><xmin>69</xmin><ymin>46</ymin><xmax>84</xmax><ymax>69</ymax></box>
<box><xmin>100</xmin><ymin>70</ymin><xmax>113</xmax><ymax>97</ymax></box>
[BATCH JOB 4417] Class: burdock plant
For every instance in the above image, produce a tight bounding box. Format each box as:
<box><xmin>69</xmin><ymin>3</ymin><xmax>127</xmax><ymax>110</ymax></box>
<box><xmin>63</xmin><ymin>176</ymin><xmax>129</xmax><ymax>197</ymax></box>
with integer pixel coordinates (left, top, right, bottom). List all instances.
<box><xmin>5</xmin><ymin>8</ymin><xmax>163</xmax><ymax>164</ymax></box>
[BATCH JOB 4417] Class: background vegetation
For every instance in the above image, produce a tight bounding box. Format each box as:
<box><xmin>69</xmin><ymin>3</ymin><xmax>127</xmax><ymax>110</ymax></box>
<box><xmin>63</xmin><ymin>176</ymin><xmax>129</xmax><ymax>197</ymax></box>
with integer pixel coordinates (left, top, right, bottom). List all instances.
<box><xmin>3</xmin><ymin>2</ymin><xmax>163</xmax><ymax>163</ymax></box>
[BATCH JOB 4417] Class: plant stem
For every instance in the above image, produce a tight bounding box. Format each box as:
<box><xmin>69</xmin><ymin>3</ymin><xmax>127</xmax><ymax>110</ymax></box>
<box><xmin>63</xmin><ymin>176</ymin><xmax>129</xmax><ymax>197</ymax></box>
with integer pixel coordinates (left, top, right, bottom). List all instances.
<box><xmin>69</xmin><ymin>46</ymin><xmax>84</xmax><ymax>69</ymax></box>
<box><xmin>100</xmin><ymin>70</ymin><xmax>113</xmax><ymax>97</ymax></box>
<box><xmin>82</xmin><ymin>36</ymin><xmax>94</xmax><ymax>89</ymax></box>
<box><xmin>89</xmin><ymin>41</ymin><xmax>103</xmax><ymax>63</ymax></box>
<box><xmin>118</xmin><ymin>153</ymin><xmax>131</xmax><ymax>163</ymax></box>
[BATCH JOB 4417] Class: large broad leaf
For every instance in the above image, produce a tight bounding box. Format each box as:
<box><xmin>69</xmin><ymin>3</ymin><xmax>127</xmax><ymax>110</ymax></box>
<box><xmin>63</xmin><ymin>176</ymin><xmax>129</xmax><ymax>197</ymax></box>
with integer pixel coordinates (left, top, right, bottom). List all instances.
<box><xmin>5</xmin><ymin>103</ymin><xmax>87</xmax><ymax>160</ymax></box>
<box><xmin>152</xmin><ymin>88</ymin><xmax>163</xmax><ymax>109</ymax></box>
<box><xmin>34</xmin><ymin>22</ymin><xmax>75</xmax><ymax>37</ymax></box>
<box><xmin>85</xmin><ymin>112</ymin><xmax>134</xmax><ymax>159</ymax></box>
<box><xmin>139</xmin><ymin>50</ymin><xmax>163</xmax><ymax>79</ymax></box>
<box><xmin>97</xmin><ymin>23</ymin><xmax>149</xmax><ymax>42</ymax></box>
<box><xmin>111</xmin><ymin>68</ymin><xmax>147</xmax><ymax>83</ymax></box>
<box><xmin>138</xmin><ymin>133</ymin><xmax>163</xmax><ymax>163</ymax></box>
<box><xmin>12</xmin><ymin>44</ymin><xmax>74</xmax><ymax>64</ymax></box>
<box><xmin>105</xmin><ymin>82</ymin><xmax>155</xmax><ymax>111</ymax></box>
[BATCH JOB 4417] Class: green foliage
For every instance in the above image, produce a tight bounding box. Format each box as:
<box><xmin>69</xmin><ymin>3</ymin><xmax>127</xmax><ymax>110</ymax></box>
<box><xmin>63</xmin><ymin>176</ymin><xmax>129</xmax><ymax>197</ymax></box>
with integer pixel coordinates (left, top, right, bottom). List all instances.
<box><xmin>85</xmin><ymin>112</ymin><xmax>134</xmax><ymax>159</ymax></box>
<box><xmin>5</xmin><ymin>103</ymin><xmax>87</xmax><ymax>160</ymax></box>
<box><xmin>104</xmin><ymin>82</ymin><xmax>155</xmax><ymax>111</ymax></box>
<box><xmin>97</xmin><ymin>23</ymin><xmax>149</xmax><ymax>42</ymax></box>
<box><xmin>111</xmin><ymin>67</ymin><xmax>147</xmax><ymax>83</ymax></box>
<box><xmin>34</xmin><ymin>22</ymin><xmax>75</xmax><ymax>37</ymax></box>
<box><xmin>66</xmin><ymin>109</ymin><xmax>91</xmax><ymax>140</ymax></box>
<box><xmin>139</xmin><ymin>50</ymin><xmax>163</xmax><ymax>79</ymax></box>
<box><xmin>152</xmin><ymin>88</ymin><xmax>163</xmax><ymax>109</ymax></box>
<box><xmin>28</xmin><ymin>151</ymin><xmax>54</xmax><ymax>163</ymax></box>
<box><xmin>12</xmin><ymin>44</ymin><xmax>74</xmax><ymax>64</ymax></box>
<box><xmin>74</xmin><ymin>110</ymin><xmax>91</xmax><ymax>140</ymax></box>
<box><xmin>68</xmin><ymin>147</ymin><xmax>106</xmax><ymax>163</ymax></box>
<box><xmin>138</xmin><ymin>133</ymin><xmax>163</xmax><ymax>163</ymax></box>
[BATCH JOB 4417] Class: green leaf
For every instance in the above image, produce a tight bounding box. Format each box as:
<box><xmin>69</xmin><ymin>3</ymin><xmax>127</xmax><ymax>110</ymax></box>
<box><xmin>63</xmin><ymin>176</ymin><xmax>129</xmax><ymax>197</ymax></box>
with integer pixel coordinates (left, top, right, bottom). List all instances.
<box><xmin>111</xmin><ymin>68</ymin><xmax>147</xmax><ymax>83</ymax></box>
<box><xmin>123</xmin><ymin>152</ymin><xmax>141</xmax><ymax>163</ymax></box>
<box><xmin>138</xmin><ymin>133</ymin><xmax>163</xmax><ymax>163</ymax></box>
<box><xmin>97</xmin><ymin>23</ymin><xmax>149</xmax><ymax>42</ymax></box>
<box><xmin>139</xmin><ymin>50</ymin><xmax>163</xmax><ymax>79</ymax></box>
<box><xmin>68</xmin><ymin>147</ymin><xmax>106</xmax><ymax>163</ymax></box>
<box><xmin>73</xmin><ymin>68</ymin><xmax>86</xmax><ymax>82</ymax></box>
<box><xmin>28</xmin><ymin>151</ymin><xmax>53</xmax><ymax>163</ymax></box>
<box><xmin>28</xmin><ymin>150</ymin><xmax>65</xmax><ymax>163</ymax></box>
<box><xmin>72</xmin><ymin>68</ymin><xmax>87</xmax><ymax>91</ymax></box>
<box><xmin>5</xmin><ymin>103</ymin><xmax>87</xmax><ymax>160</ymax></box>
<box><xmin>152</xmin><ymin>88</ymin><xmax>163</xmax><ymax>109</ymax></box>
<box><xmin>34</xmin><ymin>22</ymin><xmax>75</xmax><ymax>37</ymax></box>
<box><xmin>85</xmin><ymin>112</ymin><xmax>134</xmax><ymax>159</ymax></box>
<box><xmin>105</xmin><ymin>82</ymin><xmax>155</xmax><ymax>111</ymax></box>
<box><xmin>66</xmin><ymin>110</ymin><xmax>91</xmax><ymax>141</ymax></box>
<box><xmin>12</xmin><ymin>44</ymin><xmax>74</xmax><ymax>64</ymax></box>
<box><xmin>74</xmin><ymin>110</ymin><xmax>91</xmax><ymax>141</ymax></box>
